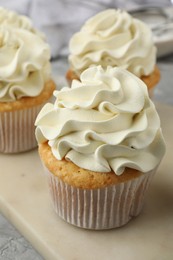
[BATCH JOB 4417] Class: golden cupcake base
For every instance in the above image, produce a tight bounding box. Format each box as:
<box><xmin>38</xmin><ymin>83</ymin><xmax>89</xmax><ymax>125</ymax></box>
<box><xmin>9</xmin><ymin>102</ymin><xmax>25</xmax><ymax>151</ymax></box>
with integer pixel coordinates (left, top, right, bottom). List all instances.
<box><xmin>0</xmin><ymin>80</ymin><xmax>56</xmax><ymax>153</ymax></box>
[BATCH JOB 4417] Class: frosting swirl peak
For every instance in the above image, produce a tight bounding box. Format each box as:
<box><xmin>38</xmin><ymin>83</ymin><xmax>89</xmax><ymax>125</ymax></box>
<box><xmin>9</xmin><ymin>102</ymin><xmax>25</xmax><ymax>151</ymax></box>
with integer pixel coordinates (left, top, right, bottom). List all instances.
<box><xmin>0</xmin><ymin>7</ymin><xmax>43</xmax><ymax>38</ymax></box>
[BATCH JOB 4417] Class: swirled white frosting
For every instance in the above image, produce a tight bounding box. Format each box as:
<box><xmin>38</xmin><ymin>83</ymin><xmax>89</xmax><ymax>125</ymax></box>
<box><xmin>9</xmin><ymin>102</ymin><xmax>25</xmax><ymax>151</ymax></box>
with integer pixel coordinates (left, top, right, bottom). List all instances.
<box><xmin>35</xmin><ymin>66</ymin><xmax>165</xmax><ymax>175</ymax></box>
<box><xmin>0</xmin><ymin>7</ymin><xmax>44</xmax><ymax>38</ymax></box>
<box><xmin>69</xmin><ymin>9</ymin><xmax>156</xmax><ymax>77</ymax></box>
<box><xmin>0</xmin><ymin>27</ymin><xmax>51</xmax><ymax>102</ymax></box>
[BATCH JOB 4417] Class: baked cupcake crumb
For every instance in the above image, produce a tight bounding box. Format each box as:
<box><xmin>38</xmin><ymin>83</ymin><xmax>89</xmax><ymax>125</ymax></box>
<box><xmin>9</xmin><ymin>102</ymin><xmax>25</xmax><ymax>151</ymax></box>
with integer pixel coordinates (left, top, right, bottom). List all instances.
<box><xmin>39</xmin><ymin>142</ymin><xmax>142</xmax><ymax>189</ymax></box>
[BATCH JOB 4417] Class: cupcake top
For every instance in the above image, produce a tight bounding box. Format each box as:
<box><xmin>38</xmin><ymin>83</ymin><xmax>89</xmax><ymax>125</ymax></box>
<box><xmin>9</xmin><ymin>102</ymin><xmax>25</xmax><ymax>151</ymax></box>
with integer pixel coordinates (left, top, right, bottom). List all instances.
<box><xmin>35</xmin><ymin>66</ymin><xmax>165</xmax><ymax>175</ymax></box>
<box><xmin>0</xmin><ymin>7</ymin><xmax>43</xmax><ymax>38</ymax></box>
<box><xmin>69</xmin><ymin>9</ymin><xmax>156</xmax><ymax>78</ymax></box>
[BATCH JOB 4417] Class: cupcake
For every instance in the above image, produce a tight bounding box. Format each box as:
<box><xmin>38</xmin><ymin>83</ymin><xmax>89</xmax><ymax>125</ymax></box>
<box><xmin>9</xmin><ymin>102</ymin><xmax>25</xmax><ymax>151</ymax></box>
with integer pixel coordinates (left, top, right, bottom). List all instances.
<box><xmin>67</xmin><ymin>9</ymin><xmax>160</xmax><ymax>96</ymax></box>
<box><xmin>35</xmin><ymin>66</ymin><xmax>165</xmax><ymax>230</ymax></box>
<box><xmin>0</xmin><ymin>26</ymin><xmax>55</xmax><ymax>153</ymax></box>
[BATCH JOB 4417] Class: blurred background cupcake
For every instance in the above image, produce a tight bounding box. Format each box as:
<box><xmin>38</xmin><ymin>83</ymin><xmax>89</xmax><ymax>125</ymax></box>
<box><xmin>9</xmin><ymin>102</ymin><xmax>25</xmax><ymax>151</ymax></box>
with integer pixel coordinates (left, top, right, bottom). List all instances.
<box><xmin>0</xmin><ymin>8</ymin><xmax>55</xmax><ymax>153</ymax></box>
<box><xmin>67</xmin><ymin>9</ymin><xmax>160</xmax><ymax>97</ymax></box>
<box><xmin>35</xmin><ymin>65</ymin><xmax>165</xmax><ymax>230</ymax></box>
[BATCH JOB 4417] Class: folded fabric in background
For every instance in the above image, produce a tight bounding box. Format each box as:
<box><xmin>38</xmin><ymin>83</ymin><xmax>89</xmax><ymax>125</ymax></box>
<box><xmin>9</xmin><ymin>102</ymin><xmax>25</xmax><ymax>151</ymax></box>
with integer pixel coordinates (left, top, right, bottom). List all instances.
<box><xmin>0</xmin><ymin>0</ymin><xmax>171</xmax><ymax>58</ymax></box>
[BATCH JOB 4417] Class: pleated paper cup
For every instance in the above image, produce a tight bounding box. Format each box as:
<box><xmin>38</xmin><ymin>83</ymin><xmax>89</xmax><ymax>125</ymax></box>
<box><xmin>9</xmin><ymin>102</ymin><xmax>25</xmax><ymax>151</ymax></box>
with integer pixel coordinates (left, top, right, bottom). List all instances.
<box><xmin>0</xmin><ymin>104</ymin><xmax>43</xmax><ymax>153</ymax></box>
<box><xmin>0</xmin><ymin>79</ymin><xmax>56</xmax><ymax>154</ymax></box>
<box><xmin>44</xmin><ymin>167</ymin><xmax>156</xmax><ymax>230</ymax></box>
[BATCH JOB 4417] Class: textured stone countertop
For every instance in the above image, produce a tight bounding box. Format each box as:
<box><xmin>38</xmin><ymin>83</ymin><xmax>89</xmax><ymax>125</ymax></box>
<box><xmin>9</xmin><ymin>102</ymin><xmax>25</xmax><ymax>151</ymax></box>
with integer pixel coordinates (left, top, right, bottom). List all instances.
<box><xmin>0</xmin><ymin>56</ymin><xmax>173</xmax><ymax>260</ymax></box>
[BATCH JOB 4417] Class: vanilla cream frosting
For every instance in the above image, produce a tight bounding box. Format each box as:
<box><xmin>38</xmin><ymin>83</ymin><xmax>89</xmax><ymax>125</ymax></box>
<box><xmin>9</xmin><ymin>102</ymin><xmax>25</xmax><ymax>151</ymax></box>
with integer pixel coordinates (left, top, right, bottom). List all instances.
<box><xmin>35</xmin><ymin>66</ymin><xmax>165</xmax><ymax>175</ymax></box>
<box><xmin>0</xmin><ymin>27</ymin><xmax>51</xmax><ymax>102</ymax></box>
<box><xmin>0</xmin><ymin>7</ymin><xmax>44</xmax><ymax>38</ymax></box>
<box><xmin>69</xmin><ymin>9</ymin><xmax>156</xmax><ymax>78</ymax></box>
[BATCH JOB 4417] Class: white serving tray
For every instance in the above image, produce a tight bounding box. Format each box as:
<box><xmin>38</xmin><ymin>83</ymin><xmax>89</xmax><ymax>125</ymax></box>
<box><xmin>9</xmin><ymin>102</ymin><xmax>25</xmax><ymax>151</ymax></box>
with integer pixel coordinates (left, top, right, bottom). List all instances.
<box><xmin>0</xmin><ymin>102</ymin><xmax>173</xmax><ymax>260</ymax></box>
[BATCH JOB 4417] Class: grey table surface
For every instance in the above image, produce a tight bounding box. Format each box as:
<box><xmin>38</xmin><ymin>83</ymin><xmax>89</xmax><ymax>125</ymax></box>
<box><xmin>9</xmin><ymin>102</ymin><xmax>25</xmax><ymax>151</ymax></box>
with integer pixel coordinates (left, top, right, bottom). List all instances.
<box><xmin>0</xmin><ymin>55</ymin><xmax>173</xmax><ymax>260</ymax></box>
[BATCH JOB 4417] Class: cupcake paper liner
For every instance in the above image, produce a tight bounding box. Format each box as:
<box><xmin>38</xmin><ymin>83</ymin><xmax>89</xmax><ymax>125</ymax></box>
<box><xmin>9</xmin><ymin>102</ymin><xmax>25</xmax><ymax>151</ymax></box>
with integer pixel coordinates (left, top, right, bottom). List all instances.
<box><xmin>45</xmin><ymin>168</ymin><xmax>156</xmax><ymax>230</ymax></box>
<box><xmin>0</xmin><ymin>104</ymin><xmax>43</xmax><ymax>153</ymax></box>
